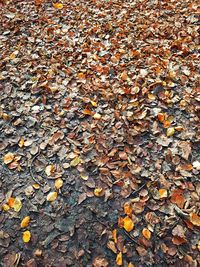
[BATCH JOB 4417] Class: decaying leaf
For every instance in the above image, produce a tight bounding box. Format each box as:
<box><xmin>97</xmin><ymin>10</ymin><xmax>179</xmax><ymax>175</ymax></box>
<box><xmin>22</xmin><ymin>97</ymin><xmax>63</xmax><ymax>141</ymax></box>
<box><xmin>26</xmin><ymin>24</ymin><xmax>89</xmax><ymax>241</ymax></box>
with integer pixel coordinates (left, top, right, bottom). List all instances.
<box><xmin>22</xmin><ymin>230</ymin><xmax>31</xmax><ymax>243</ymax></box>
<box><xmin>70</xmin><ymin>157</ymin><xmax>81</xmax><ymax>167</ymax></box>
<box><xmin>21</xmin><ymin>216</ymin><xmax>30</xmax><ymax>228</ymax></box>
<box><xmin>46</xmin><ymin>192</ymin><xmax>58</xmax><ymax>202</ymax></box>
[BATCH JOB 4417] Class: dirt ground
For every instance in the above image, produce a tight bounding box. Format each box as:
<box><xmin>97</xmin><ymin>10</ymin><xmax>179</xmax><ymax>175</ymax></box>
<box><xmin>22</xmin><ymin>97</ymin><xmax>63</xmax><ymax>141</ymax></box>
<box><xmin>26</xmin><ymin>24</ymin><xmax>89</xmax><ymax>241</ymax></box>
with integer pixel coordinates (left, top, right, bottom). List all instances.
<box><xmin>0</xmin><ymin>0</ymin><xmax>199</xmax><ymax>266</ymax></box>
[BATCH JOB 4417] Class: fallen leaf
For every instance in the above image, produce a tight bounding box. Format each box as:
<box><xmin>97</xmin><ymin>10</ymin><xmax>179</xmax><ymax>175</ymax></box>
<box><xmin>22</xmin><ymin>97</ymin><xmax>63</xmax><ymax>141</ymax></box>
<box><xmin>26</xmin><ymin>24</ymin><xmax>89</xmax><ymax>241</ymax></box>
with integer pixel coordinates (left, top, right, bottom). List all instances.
<box><xmin>21</xmin><ymin>216</ymin><xmax>30</xmax><ymax>228</ymax></box>
<box><xmin>166</xmin><ymin>127</ymin><xmax>175</xmax><ymax>137</ymax></box>
<box><xmin>124</xmin><ymin>202</ymin><xmax>132</xmax><ymax>216</ymax></box>
<box><xmin>93</xmin><ymin>113</ymin><xmax>101</xmax><ymax>119</ymax></box>
<box><xmin>189</xmin><ymin>213</ymin><xmax>200</xmax><ymax>226</ymax></box>
<box><xmin>107</xmin><ymin>240</ymin><xmax>117</xmax><ymax>253</ymax></box>
<box><xmin>70</xmin><ymin>157</ymin><xmax>81</xmax><ymax>167</ymax></box>
<box><xmin>172</xmin><ymin>236</ymin><xmax>187</xmax><ymax>245</ymax></box>
<box><xmin>80</xmin><ymin>173</ymin><xmax>89</xmax><ymax>180</ymax></box>
<box><xmin>112</xmin><ymin>229</ymin><xmax>117</xmax><ymax>243</ymax></box>
<box><xmin>3</xmin><ymin>152</ymin><xmax>14</xmax><ymax>164</ymax></box>
<box><xmin>157</xmin><ymin>113</ymin><xmax>165</xmax><ymax>122</ymax></box>
<box><xmin>53</xmin><ymin>3</ymin><xmax>63</xmax><ymax>9</ymax></box>
<box><xmin>46</xmin><ymin>192</ymin><xmax>58</xmax><ymax>202</ymax></box>
<box><xmin>159</xmin><ymin>189</ymin><xmax>168</xmax><ymax>198</ymax></box>
<box><xmin>18</xmin><ymin>138</ymin><xmax>25</xmax><ymax>148</ymax></box>
<box><xmin>123</xmin><ymin>216</ymin><xmax>134</xmax><ymax>232</ymax></box>
<box><xmin>116</xmin><ymin>252</ymin><xmax>123</xmax><ymax>266</ymax></box>
<box><xmin>55</xmin><ymin>178</ymin><xmax>63</xmax><ymax>190</ymax></box>
<box><xmin>93</xmin><ymin>257</ymin><xmax>108</xmax><ymax>267</ymax></box>
<box><xmin>34</xmin><ymin>249</ymin><xmax>42</xmax><ymax>257</ymax></box>
<box><xmin>94</xmin><ymin>187</ymin><xmax>104</xmax><ymax>197</ymax></box>
<box><xmin>13</xmin><ymin>198</ymin><xmax>22</xmax><ymax>212</ymax></box>
<box><xmin>198</xmin><ymin>243</ymin><xmax>200</xmax><ymax>252</ymax></box>
<box><xmin>128</xmin><ymin>263</ymin><xmax>135</xmax><ymax>267</ymax></box>
<box><xmin>22</xmin><ymin>230</ymin><xmax>31</xmax><ymax>243</ymax></box>
<box><xmin>45</xmin><ymin>165</ymin><xmax>55</xmax><ymax>176</ymax></box>
<box><xmin>170</xmin><ymin>192</ymin><xmax>185</xmax><ymax>209</ymax></box>
<box><xmin>142</xmin><ymin>228</ymin><xmax>151</xmax><ymax>240</ymax></box>
<box><xmin>2</xmin><ymin>204</ymin><xmax>10</xmax><ymax>211</ymax></box>
<box><xmin>8</xmin><ymin>197</ymin><xmax>15</xmax><ymax>207</ymax></box>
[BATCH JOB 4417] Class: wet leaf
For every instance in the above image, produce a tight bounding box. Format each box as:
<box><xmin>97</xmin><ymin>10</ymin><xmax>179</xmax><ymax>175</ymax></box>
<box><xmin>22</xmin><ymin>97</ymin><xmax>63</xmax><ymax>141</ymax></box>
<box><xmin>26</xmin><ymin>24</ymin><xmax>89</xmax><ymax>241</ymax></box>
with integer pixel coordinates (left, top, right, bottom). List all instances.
<box><xmin>46</xmin><ymin>192</ymin><xmax>58</xmax><ymax>202</ymax></box>
<box><xmin>22</xmin><ymin>230</ymin><xmax>31</xmax><ymax>243</ymax></box>
<box><xmin>21</xmin><ymin>216</ymin><xmax>30</xmax><ymax>228</ymax></box>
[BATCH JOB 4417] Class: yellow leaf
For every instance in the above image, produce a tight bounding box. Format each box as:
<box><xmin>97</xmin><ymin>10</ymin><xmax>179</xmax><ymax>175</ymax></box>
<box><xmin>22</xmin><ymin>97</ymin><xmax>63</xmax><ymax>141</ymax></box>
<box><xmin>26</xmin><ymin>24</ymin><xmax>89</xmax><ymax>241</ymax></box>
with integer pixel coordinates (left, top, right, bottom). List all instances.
<box><xmin>116</xmin><ymin>252</ymin><xmax>123</xmax><ymax>266</ymax></box>
<box><xmin>53</xmin><ymin>3</ymin><xmax>63</xmax><ymax>9</ymax></box>
<box><xmin>45</xmin><ymin>165</ymin><xmax>55</xmax><ymax>176</ymax></box>
<box><xmin>3</xmin><ymin>152</ymin><xmax>14</xmax><ymax>164</ymax></box>
<box><xmin>21</xmin><ymin>216</ymin><xmax>30</xmax><ymax>228</ymax></box>
<box><xmin>91</xmin><ymin>101</ymin><xmax>97</xmax><ymax>107</ymax></box>
<box><xmin>112</xmin><ymin>229</ymin><xmax>117</xmax><ymax>243</ymax></box>
<box><xmin>93</xmin><ymin>113</ymin><xmax>101</xmax><ymax>119</ymax></box>
<box><xmin>142</xmin><ymin>228</ymin><xmax>151</xmax><ymax>240</ymax></box>
<box><xmin>189</xmin><ymin>213</ymin><xmax>200</xmax><ymax>226</ymax></box>
<box><xmin>80</xmin><ymin>173</ymin><xmax>89</xmax><ymax>180</ymax></box>
<box><xmin>55</xmin><ymin>178</ymin><xmax>63</xmax><ymax>189</ymax></box>
<box><xmin>159</xmin><ymin>188</ymin><xmax>168</xmax><ymax>198</ymax></box>
<box><xmin>123</xmin><ymin>216</ymin><xmax>134</xmax><ymax>232</ymax></box>
<box><xmin>2</xmin><ymin>204</ymin><xmax>10</xmax><ymax>211</ymax></box>
<box><xmin>128</xmin><ymin>263</ymin><xmax>135</xmax><ymax>267</ymax></box>
<box><xmin>13</xmin><ymin>198</ymin><xmax>22</xmax><ymax>212</ymax></box>
<box><xmin>70</xmin><ymin>157</ymin><xmax>81</xmax><ymax>167</ymax></box>
<box><xmin>22</xmin><ymin>230</ymin><xmax>31</xmax><ymax>243</ymax></box>
<box><xmin>94</xmin><ymin>187</ymin><xmax>103</xmax><ymax>197</ymax></box>
<box><xmin>198</xmin><ymin>243</ymin><xmax>200</xmax><ymax>252</ymax></box>
<box><xmin>32</xmin><ymin>184</ymin><xmax>40</xmax><ymax>189</ymax></box>
<box><xmin>166</xmin><ymin>127</ymin><xmax>175</xmax><ymax>137</ymax></box>
<box><xmin>18</xmin><ymin>138</ymin><xmax>25</xmax><ymax>148</ymax></box>
<box><xmin>46</xmin><ymin>192</ymin><xmax>58</xmax><ymax>202</ymax></box>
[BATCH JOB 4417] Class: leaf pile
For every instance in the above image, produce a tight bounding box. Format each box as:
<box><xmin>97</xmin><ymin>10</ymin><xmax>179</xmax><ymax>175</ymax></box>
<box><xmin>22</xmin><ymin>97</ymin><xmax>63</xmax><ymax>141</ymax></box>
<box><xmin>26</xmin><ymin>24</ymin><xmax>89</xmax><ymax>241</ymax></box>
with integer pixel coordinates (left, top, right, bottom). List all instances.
<box><xmin>0</xmin><ymin>0</ymin><xmax>199</xmax><ymax>266</ymax></box>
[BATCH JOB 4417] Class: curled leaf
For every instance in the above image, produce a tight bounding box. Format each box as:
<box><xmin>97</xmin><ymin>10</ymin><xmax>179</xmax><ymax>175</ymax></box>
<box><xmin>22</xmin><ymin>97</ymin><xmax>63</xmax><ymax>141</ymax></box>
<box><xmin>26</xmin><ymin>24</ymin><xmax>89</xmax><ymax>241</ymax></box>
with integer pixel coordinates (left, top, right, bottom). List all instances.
<box><xmin>46</xmin><ymin>192</ymin><xmax>58</xmax><ymax>202</ymax></box>
<box><xmin>21</xmin><ymin>216</ymin><xmax>30</xmax><ymax>228</ymax></box>
<box><xmin>123</xmin><ymin>216</ymin><xmax>134</xmax><ymax>232</ymax></box>
<box><xmin>94</xmin><ymin>187</ymin><xmax>103</xmax><ymax>197</ymax></box>
<box><xmin>22</xmin><ymin>230</ymin><xmax>31</xmax><ymax>243</ymax></box>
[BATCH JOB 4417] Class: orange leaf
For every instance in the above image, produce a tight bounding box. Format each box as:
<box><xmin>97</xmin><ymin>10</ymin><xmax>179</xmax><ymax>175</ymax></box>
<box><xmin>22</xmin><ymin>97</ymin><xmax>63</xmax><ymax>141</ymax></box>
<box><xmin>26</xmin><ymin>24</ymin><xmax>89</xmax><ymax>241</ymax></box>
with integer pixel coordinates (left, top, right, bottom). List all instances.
<box><xmin>3</xmin><ymin>152</ymin><xmax>14</xmax><ymax>164</ymax></box>
<box><xmin>123</xmin><ymin>216</ymin><xmax>134</xmax><ymax>232</ymax></box>
<box><xmin>53</xmin><ymin>3</ymin><xmax>63</xmax><ymax>9</ymax></box>
<box><xmin>124</xmin><ymin>202</ymin><xmax>132</xmax><ymax>216</ymax></box>
<box><xmin>21</xmin><ymin>216</ymin><xmax>30</xmax><ymax>228</ymax></box>
<box><xmin>157</xmin><ymin>113</ymin><xmax>165</xmax><ymax>123</ymax></box>
<box><xmin>142</xmin><ymin>228</ymin><xmax>151</xmax><ymax>240</ymax></box>
<box><xmin>22</xmin><ymin>230</ymin><xmax>31</xmax><ymax>243</ymax></box>
<box><xmin>8</xmin><ymin>197</ymin><xmax>15</xmax><ymax>208</ymax></box>
<box><xmin>45</xmin><ymin>165</ymin><xmax>55</xmax><ymax>176</ymax></box>
<box><xmin>172</xmin><ymin>236</ymin><xmax>187</xmax><ymax>245</ymax></box>
<box><xmin>189</xmin><ymin>213</ymin><xmax>200</xmax><ymax>226</ymax></box>
<box><xmin>78</xmin><ymin>72</ymin><xmax>86</xmax><ymax>79</ymax></box>
<box><xmin>116</xmin><ymin>252</ymin><xmax>123</xmax><ymax>266</ymax></box>
<box><xmin>128</xmin><ymin>263</ymin><xmax>135</xmax><ymax>267</ymax></box>
<box><xmin>170</xmin><ymin>193</ymin><xmax>185</xmax><ymax>209</ymax></box>
<box><xmin>159</xmin><ymin>189</ymin><xmax>168</xmax><ymax>198</ymax></box>
<box><xmin>94</xmin><ymin>187</ymin><xmax>103</xmax><ymax>197</ymax></box>
<box><xmin>121</xmin><ymin>71</ymin><xmax>128</xmax><ymax>81</ymax></box>
<box><xmin>163</xmin><ymin>121</ymin><xmax>171</xmax><ymax>128</ymax></box>
<box><xmin>35</xmin><ymin>0</ymin><xmax>42</xmax><ymax>5</ymax></box>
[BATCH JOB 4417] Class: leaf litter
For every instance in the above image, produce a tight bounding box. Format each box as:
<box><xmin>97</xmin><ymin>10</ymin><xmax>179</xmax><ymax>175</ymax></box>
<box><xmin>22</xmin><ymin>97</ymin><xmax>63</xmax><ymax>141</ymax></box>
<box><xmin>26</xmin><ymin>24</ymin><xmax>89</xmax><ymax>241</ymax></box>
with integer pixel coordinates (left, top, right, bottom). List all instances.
<box><xmin>0</xmin><ymin>0</ymin><xmax>199</xmax><ymax>266</ymax></box>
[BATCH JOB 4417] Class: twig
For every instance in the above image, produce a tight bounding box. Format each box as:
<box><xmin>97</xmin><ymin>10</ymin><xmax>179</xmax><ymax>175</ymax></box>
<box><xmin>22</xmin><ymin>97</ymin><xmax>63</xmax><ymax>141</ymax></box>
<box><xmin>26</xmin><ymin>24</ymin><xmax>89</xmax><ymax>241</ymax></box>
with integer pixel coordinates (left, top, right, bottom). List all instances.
<box><xmin>123</xmin><ymin>229</ymin><xmax>141</xmax><ymax>246</ymax></box>
<box><xmin>130</xmin><ymin>178</ymin><xmax>159</xmax><ymax>197</ymax></box>
<box><xmin>29</xmin><ymin>149</ymin><xmax>43</xmax><ymax>186</ymax></box>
